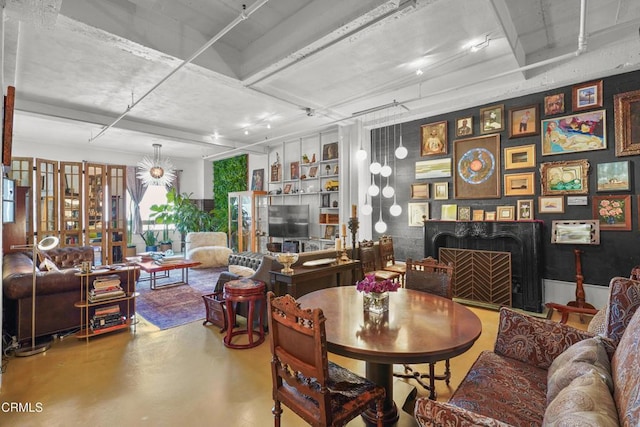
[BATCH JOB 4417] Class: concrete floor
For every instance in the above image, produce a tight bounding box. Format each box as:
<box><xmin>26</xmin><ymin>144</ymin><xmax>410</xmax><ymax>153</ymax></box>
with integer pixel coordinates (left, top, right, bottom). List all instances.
<box><xmin>0</xmin><ymin>306</ymin><xmax>587</xmax><ymax>427</ymax></box>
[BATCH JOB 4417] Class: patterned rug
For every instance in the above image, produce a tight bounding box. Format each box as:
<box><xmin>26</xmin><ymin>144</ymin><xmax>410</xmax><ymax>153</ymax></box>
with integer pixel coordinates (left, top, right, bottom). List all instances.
<box><xmin>135</xmin><ymin>266</ymin><xmax>227</xmax><ymax>330</ymax></box>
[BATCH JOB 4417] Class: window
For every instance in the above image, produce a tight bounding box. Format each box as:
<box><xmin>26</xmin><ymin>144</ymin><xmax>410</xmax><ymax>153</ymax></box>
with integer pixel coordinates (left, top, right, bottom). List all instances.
<box><xmin>129</xmin><ymin>185</ymin><xmax>169</xmax><ymax>230</ymax></box>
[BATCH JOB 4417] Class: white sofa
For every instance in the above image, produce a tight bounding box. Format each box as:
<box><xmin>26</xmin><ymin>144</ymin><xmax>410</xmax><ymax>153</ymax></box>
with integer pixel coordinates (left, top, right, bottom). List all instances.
<box><xmin>185</xmin><ymin>232</ymin><xmax>233</xmax><ymax>268</ymax></box>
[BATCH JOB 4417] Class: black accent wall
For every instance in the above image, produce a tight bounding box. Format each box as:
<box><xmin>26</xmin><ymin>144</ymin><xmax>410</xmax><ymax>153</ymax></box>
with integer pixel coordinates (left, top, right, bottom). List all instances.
<box><xmin>372</xmin><ymin>69</ymin><xmax>640</xmax><ymax>287</ymax></box>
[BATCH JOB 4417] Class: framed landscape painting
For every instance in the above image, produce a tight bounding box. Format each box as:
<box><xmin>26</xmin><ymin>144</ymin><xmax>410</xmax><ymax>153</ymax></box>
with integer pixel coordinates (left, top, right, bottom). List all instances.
<box><xmin>572</xmin><ymin>80</ymin><xmax>603</xmax><ymax>112</ymax></box>
<box><xmin>541</xmin><ymin>110</ymin><xmax>606</xmax><ymax>155</ymax></box>
<box><xmin>504</xmin><ymin>144</ymin><xmax>536</xmax><ymax>170</ymax></box>
<box><xmin>597</xmin><ymin>161</ymin><xmax>630</xmax><ymax>192</ymax></box>
<box><xmin>415</xmin><ymin>158</ymin><xmax>452</xmax><ymax>179</ymax></box>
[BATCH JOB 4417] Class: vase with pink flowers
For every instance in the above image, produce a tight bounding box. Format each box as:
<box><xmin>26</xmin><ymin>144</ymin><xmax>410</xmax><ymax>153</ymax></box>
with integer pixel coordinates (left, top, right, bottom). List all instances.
<box><xmin>356</xmin><ymin>274</ymin><xmax>400</xmax><ymax>314</ymax></box>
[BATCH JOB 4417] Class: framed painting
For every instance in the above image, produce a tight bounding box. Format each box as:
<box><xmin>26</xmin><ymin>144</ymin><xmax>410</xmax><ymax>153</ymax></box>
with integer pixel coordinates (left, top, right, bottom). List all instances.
<box><xmin>283</xmin><ymin>183</ymin><xmax>292</xmax><ymax>194</ymax></box>
<box><xmin>415</xmin><ymin>158</ymin><xmax>452</xmax><ymax>179</ymax></box>
<box><xmin>250</xmin><ymin>169</ymin><xmax>264</xmax><ymax>191</ymax></box>
<box><xmin>420</xmin><ymin>120</ymin><xmax>447</xmax><ymax>156</ymax></box>
<box><xmin>472</xmin><ymin>209</ymin><xmax>484</xmax><ymax>221</ymax></box>
<box><xmin>322</xmin><ymin>142</ymin><xmax>339</xmax><ymax>160</ymax></box>
<box><xmin>614</xmin><ymin>89</ymin><xmax>640</xmax><ymax>156</ymax></box>
<box><xmin>597</xmin><ymin>161</ymin><xmax>630</xmax><ymax>192</ymax></box>
<box><xmin>411</xmin><ymin>183</ymin><xmax>429</xmax><ymax>199</ymax></box>
<box><xmin>504</xmin><ymin>144</ymin><xmax>536</xmax><ymax>169</ymax></box>
<box><xmin>517</xmin><ymin>199</ymin><xmax>534</xmax><ymax>220</ymax></box>
<box><xmin>308</xmin><ymin>166</ymin><xmax>318</xmax><ymax>178</ymax></box>
<box><xmin>479</xmin><ymin>104</ymin><xmax>504</xmax><ymax>134</ymax></box>
<box><xmin>544</xmin><ymin>93</ymin><xmax>565</xmax><ymax>116</ymax></box>
<box><xmin>408</xmin><ymin>203</ymin><xmax>429</xmax><ymax>226</ymax></box>
<box><xmin>270</xmin><ymin>164</ymin><xmax>281</xmax><ymax>182</ymax></box>
<box><xmin>324</xmin><ymin>225</ymin><xmax>336</xmax><ymax>239</ymax></box>
<box><xmin>541</xmin><ymin>110</ymin><xmax>606</xmax><ymax>155</ymax></box>
<box><xmin>455</xmin><ymin>117</ymin><xmax>473</xmax><ymax>137</ymax></box>
<box><xmin>441</xmin><ymin>204</ymin><xmax>457</xmax><ymax>221</ymax></box>
<box><xmin>539</xmin><ymin>196</ymin><xmax>564</xmax><ymax>213</ymax></box>
<box><xmin>572</xmin><ymin>79</ymin><xmax>603</xmax><ymax>112</ymax></box>
<box><xmin>485</xmin><ymin>211</ymin><xmax>496</xmax><ymax>221</ymax></box>
<box><xmin>509</xmin><ymin>104</ymin><xmax>539</xmax><ymax>138</ymax></box>
<box><xmin>433</xmin><ymin>182</ymin><xmax>448</xmax><ymax>200</ymax></box>
<box><xmin>551</xmin><ymin>221</ymin><xmax>600</xmax><ymax>245</ymax></box>
<box><xmin>497</xmin><ymin>206</ymin><xmax>515</xmax><ymax>221</ymax></box>
<box><xmin>504</xmin><ymin>172</ymin><xmax>535</xmax><ymax>196</ymax></box>
<box><xmin>593</xmin><ymin>195</ymin><xmax>632</xmax><ymax>231</ymax></box>
<box><xmin>540</xmin><ymin>159</ymin><xmax>590</xmax><ymax>195</ymax></box>
<box><xmin>458</xmin><ymin>206</ymin><xmax>471</xmax><ymax>221</ymax></box>
<box><xmin>290</xmin><ymin>161</ymin><xmax>300</xmax><ymax>180</ymax></box>
<box><xmin>453</xmin><ymin>134</ymin><xmax>501</xmax><ymax>199</ymax></box>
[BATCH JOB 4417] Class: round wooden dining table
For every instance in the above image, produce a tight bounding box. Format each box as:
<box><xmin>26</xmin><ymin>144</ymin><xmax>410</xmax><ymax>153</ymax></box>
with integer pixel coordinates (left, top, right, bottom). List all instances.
<box><xmin>298</xmin><ymin>286</ymin><xmax>482</xmax><ymax>426</ymax></box>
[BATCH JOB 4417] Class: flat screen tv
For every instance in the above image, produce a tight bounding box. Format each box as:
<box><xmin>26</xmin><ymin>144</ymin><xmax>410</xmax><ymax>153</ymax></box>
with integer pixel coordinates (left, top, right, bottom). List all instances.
<box><xmin>268</xmin><ymin>205</ymin><xmax>309</xmax><ymax>238</ymax></box>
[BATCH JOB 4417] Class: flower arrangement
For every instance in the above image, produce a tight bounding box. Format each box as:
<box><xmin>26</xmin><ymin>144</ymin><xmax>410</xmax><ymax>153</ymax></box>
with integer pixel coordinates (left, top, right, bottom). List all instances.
<box><xmin>356</xmin><ymin>274</ymin><xmax>400</xmax><ymax>294</ymax></box>
<box><xmin>598</xmin><ymin>199</ymin><xmax>624</xmax><ymax>220</ymax></box>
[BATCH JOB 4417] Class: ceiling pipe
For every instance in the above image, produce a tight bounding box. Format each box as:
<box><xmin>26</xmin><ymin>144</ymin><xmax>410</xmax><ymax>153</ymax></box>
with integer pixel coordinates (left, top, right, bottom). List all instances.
<box><xmin>204</xmin><ymin>0</ymin><xmax>590</xmax><ymax>160</ymax></box>
<box><xmin>89</xmin><ymin>0</ymin><xmax>270</xmax><ymax>143</ymax></box>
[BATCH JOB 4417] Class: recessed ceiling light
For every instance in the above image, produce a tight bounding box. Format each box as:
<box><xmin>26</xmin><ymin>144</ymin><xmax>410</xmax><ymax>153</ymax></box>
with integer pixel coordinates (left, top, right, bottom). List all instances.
<box><xmin>416</xmin><ymin>69</ymin><xmax>423</xmax><ymax>76</ymax></box>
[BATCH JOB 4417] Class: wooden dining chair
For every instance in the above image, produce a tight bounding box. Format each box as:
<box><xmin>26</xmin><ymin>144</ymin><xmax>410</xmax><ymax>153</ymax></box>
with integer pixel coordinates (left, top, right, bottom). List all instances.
<box><xmin>393</xmin><ymin>257</ymin><xmax>454</xmax><ymax>397</ymax></box>
<box><xmin>267</xmin><ymin>292</ymin><xmax>385</xmax><ymax>427</ymax></box>
<box><xmin>378</xmin><ymin>235</ymin><xmax>406</xmax><ymax>286</ymax></box>
<box><xmin>358</xmin><ymin>240</ymin><xmax>401</xmax><ymax>283</ymax></box>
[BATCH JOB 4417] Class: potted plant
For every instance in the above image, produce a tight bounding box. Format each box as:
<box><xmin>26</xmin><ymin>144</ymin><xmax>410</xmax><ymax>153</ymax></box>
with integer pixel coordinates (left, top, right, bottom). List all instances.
<box><xmin>150</xmin><ymin>202</ymin><xmax>174</xmax><ymax>252</ymax></box>
<box><xmin>140</xmin><ymin>228</ymin><xmax>159</xmax><ymax>252</ymax></box>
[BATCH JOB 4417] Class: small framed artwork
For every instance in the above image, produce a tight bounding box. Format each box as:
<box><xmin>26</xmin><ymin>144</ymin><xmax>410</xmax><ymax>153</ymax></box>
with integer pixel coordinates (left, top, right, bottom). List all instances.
<box><xmin>614</xmin><ymin>89</ymin><xmax>640</xmax><ymax>156</ymax></box>
<box><xmin>324</xmin><ymin>225</ymin><xmax>336</xmax><ymax>239</ymax></box>
<box><xmin>504</xmin><ymin>144</ymin><xmax>536</xmax><ymax>170</ymax></box>
<box><xmin>433</xmin><ymin>182</ymin><xmax>448</xmax><ymax>200</ymax></box>
<box><xmin>539</xmin><ymin>196</ymin><xmax>564</xmax><ymax>214</ymax></box>
<box><xmin>321</xmin><ymin>193</ymin><xmax>331</xmax><ymax>207</ymax></box>
<box><xmin>408</xmin><ymin>203</ymin><xmax>429</xmax><ymax>226</ymax></box>
<box><xmin>415</xmin><ymin>158</ymin><xmax>452</xmax><ymax>179</ymax></box>
<box><xmin>504</xmin><ymin>172</ymin><xmax>535</xmax><ymax>196</ymax></box>
<box><xmin>593</xmin><ymin>195</ymin><xmax>632</xmax><ymax>230</ymax></box>
<box><xmin>496</xmin><ymin>206</ymin><xmax>515</xmax><ymax>221</ymax></box>
<box><xmin>309</xmin><ymin>166</ymin><xmax>318</xmax><ymax>178</ymax></box>
<box><xmin>597</xmin><ymin>161</ymin><xmax>630</xmax><ymax>192</ymax></box>
<box><xmin>479</xmin><ymin>104</ymin><xmax>505</xmax><ymax>134</ymax></box>
<box><xmin>551</xmin><ymin>220</ymin><xmax>600</xmax><ymax>245</ymax></box>
<box><xmin>411</xmin><ymin>183</ymin><xmax>429</xmax><ymax>199</ymax></box>
<box><xmin>322</xmin><ymin>142</ymin><xmax>339</xmax><ymax>160</ymax></box>
<box><xmin>441</xmin><ymin>204</ymin><xmax>457</xmax><ymax>221</ymax></box>
<box><xmin>250</xmin><ymin>169</ymin><xmax>264</xmax><ymax>191</ymax></box>
<box><xmin>283</xmin><ymin>183</ymin><xmax>292</xmax><ymax>194</ymax></box>
<box><xmin>540</xmin><ymin>159</ymin><xmax>590</xmax><ymax>196</ymax></box>
<box><xmin>544</xmin><ymin>93</ymin><xmax>565</xmax><ymax>116</ymax></box>
<box><xmin>290</xmin><ymin>161</ymin><xmax>300</xmax><ymax>180</ymax></box>
<box><xmin>517</xmin><ymin>199</ymin><xmax>534</xmax><ymax>220</ymax></box>
<box><xmin>472</xmin><ymin>210</ymin><xmax>484</xmax><ymax>221</ymax></box>
<box><xmin>454</xmin><ymin>134</ymin><xmax>501</xmax><ymax>199</ymax></box>
<box><xmin>270</xmin><ymin>164</ymin><xmax>281</xmax><ymax>182</ymax></box>
<box><xmin>455</xmin><ymin>117</ymin><xmax>473</xmax><ymax>137</ymax></box>
<box><xmin>509</xmin><ymin>104</ymin><xmax>539</xmax><ymax>138</ymax></box>
<box><xmin>458</xmin><ymin>206</ymin><xmax>471</xmax><ymax>221</ymax></box>
<box><xmin>572</xmin><ymin>80</ymin><xmax>603</xmax><ymax>112</ymax></box>
<box><xmin>541</xmin><ymin>110</ymin><xmax>606</xmax><ymax>156</ymax></box>
<box><xmin>485</xmin><ymin>211</ymin><xmax>496</xmax><ymax>221</ymax></box>
<box><xmin>420</xmin><ymin>121</ymin><xmax>448</xmax><ymax>156</ymax></box>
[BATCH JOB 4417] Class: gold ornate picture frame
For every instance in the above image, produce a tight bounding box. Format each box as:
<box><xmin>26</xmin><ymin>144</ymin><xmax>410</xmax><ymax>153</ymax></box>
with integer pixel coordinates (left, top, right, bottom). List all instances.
<box><xmin>614</xmin><ymin>88</ymin><xmax>640</xmax><ymax>156</ymax></box>
<box><xmin>539</xmin><ymin>159</ymin><xmax>590</xmax><ymax>196</ymax></box>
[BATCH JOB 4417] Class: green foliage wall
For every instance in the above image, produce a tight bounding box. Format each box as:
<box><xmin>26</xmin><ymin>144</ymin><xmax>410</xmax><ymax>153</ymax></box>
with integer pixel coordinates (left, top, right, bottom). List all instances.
<box><xmin>212</xmin><ymin>154</ymin><xmax>248</xmax><ymax>231</ymax></box>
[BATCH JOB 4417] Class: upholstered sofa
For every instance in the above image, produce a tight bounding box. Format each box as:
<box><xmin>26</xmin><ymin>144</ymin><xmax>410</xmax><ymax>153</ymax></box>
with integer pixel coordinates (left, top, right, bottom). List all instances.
<box><xmin>2</xmin><ymin>247</ymin><xmax>139</xmax><ymax>344</ymax></box>
<box><xmin>414</xmin><ymin>278</ymin><xmax>640</xmax><ymax>426</ymax></box>
<box><xmin>185</xmin><ymin>232</ymin><xmax>233</xmax><ymax>268</ymax></box>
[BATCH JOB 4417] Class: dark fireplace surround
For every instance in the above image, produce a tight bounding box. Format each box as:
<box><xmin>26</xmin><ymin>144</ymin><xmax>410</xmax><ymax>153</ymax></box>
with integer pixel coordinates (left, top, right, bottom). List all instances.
<box><xmin>423</xmin><ymin>220</ymin><xmax>544</xmax><ymax>313</ymax></box>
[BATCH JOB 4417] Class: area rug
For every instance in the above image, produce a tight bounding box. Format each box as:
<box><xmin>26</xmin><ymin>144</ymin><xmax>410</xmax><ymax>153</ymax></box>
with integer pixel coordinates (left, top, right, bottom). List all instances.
<box><xmin>135</xmin><ymin>266</ymin><xmax>227</xmax><ymax>330</ymax></box>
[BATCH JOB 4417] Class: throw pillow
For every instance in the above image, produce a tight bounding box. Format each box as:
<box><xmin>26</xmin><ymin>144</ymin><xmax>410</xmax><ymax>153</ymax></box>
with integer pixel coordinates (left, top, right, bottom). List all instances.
<box><xmin>547</xmin><ymin>336</ymin><xmax>612</xmax><ymax>404</ymax></box>
<box><xmin>39</xmin><ymin>258</ymin><xmax>60</xmax><ymax>272</ymax></box>
<box><xmin>228</xmin><ymin>265</ymin><xmax>256</xmax><ymax>278</ymax></box>
<box><xmin>543</xmin><ymin>371</ymin><xmax>619</xmax><ymax>426</ymax></box>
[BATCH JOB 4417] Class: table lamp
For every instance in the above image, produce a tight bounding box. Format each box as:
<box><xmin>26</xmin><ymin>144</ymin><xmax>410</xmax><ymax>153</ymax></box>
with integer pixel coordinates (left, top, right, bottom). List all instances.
<box><xmin>11</xmin><ymin>235</ymin><xmax>60</xmax><ymax>357</ymax></box>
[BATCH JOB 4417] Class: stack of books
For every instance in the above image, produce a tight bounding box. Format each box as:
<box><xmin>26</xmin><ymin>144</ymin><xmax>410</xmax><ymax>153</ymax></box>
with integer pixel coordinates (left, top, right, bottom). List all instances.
<box><xmin>90</xmin><ymin>305</ymin><xmax>125</xmax><ymax>331</ymax></box>
<box><xmin>89</xmin><ymin>274</ymin><xmax>125</xmax><ymax>302</ymax></box>
<box><xmin>154</xmin><ymin>255</ymin><xmax>185</xmax><ymax>265</ymax></box>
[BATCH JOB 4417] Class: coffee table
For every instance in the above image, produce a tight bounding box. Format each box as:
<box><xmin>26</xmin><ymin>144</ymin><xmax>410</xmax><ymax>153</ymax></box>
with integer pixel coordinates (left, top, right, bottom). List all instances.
<box><xmin>136</xmin><ymin>259</ymin><xmax>202</xmax><ymax>290</ymax></box>
<box><xmin>298</xmin><ymin>286</ymin><xmax>482</xmax><ymax>426</ymax></box>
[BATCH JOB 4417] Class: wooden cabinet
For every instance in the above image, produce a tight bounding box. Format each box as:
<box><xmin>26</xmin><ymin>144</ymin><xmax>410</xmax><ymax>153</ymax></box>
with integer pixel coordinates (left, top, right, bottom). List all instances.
<box><xmin>228</xmin><ymin>191</ymin><xmax>267</xmax><ymax>253</ymax></box>
<box><xmin>60</xmin><ymin>162</ymin><xmax>83</xmax><ymax>247</ymax></box>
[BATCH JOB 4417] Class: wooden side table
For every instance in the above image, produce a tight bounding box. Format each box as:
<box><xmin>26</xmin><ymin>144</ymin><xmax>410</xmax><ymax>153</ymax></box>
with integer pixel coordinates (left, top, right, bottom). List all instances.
<box><xmin>223</xmin><ymin>279</ymin><xmax>266</xmax><ymax>349</ymax></box>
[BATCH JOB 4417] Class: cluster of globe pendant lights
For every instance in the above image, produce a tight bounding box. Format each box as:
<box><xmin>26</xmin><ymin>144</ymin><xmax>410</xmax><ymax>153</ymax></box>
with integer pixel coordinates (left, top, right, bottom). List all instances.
<box><xmin>357</xmin><ymin>116</ymin><xmax>408</xmax><ymax>233</ymax></box>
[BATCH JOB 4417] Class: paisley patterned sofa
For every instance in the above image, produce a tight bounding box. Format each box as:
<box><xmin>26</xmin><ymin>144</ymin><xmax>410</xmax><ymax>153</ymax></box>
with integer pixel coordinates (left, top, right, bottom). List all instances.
<box><xmin>414</xmin><ymin>277</ymin><xmax>640</xmax><ymax>426</ymax></box>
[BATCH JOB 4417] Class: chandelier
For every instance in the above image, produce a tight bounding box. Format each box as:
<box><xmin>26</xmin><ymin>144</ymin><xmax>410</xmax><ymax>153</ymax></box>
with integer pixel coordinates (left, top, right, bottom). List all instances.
<box><xmin>137</xmin><ymin>143</ymin><xmax>176</xmax><ymax>186</ymax></box>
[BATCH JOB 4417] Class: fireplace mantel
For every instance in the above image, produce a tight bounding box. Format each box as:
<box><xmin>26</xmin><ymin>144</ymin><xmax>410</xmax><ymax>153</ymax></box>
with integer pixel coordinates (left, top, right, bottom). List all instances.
<box><xmin>423</xmin><ymin>220</ymin><xmax>544</xmax><ymax>313</ymax></box>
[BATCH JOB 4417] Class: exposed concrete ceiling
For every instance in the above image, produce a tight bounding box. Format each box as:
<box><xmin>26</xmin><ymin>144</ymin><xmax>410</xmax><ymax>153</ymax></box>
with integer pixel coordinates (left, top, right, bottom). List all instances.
<box><xmin>2</xmin><ymin>0</ymin><xmax>640</xmax><ymax>161</ymax></box>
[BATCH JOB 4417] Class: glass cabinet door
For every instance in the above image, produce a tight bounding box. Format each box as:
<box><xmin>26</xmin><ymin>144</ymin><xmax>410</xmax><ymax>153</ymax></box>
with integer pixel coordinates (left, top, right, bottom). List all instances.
<box><xmin>228</xmin><ymin>191</ymin><xmax>267</xmax><ymax>253</ymax></box>
<box><xmin>35</xmin><ymin>158</ymin><xmax>59</xmax><ymax>242</ymax></box>
<box><xmin>60</xmin><ymin>162</ymin><xmax>83</xmax><ymax>247</ymax></box>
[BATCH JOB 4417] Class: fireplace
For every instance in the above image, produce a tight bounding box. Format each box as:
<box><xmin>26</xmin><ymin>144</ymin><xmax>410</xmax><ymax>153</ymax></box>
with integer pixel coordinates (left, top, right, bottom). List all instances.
<box><xmin>423</xmin><ymin>220</ymin><xmax>544</xmax><ymax>313</ymax></box>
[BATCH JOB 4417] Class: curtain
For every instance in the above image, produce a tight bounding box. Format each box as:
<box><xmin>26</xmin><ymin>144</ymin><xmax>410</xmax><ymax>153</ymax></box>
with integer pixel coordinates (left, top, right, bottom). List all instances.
<box><xmin>126</xmin><ymin>166</ymin><xmax>147</xmax><ymax>234</ymax></box>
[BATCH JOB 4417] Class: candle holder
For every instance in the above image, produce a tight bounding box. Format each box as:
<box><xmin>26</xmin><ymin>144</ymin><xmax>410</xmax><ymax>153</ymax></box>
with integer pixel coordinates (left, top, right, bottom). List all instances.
<box><xmin>348</xmin><ymin>216</ymin><xmax>360</xmax><ymax>260</ymax></box>
<box><xmin>340</xmin><ymin>234</ymin><xmax>350</xmax><ymax>262</ymax></box>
